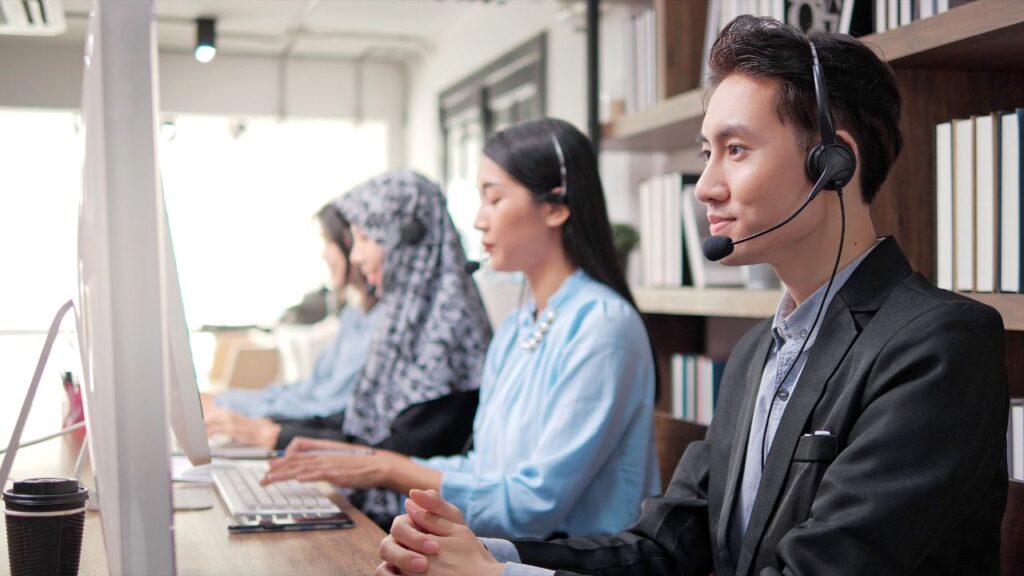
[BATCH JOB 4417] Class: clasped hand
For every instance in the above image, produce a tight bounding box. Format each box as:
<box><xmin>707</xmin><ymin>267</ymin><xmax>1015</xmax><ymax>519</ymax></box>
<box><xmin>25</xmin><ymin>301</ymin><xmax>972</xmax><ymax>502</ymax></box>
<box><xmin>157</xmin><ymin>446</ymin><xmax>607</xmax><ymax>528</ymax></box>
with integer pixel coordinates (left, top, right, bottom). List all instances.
<box><xmin>376</xmin><ymin>489</ymin><xmax>504</xmax><ymax>576</ymax></box>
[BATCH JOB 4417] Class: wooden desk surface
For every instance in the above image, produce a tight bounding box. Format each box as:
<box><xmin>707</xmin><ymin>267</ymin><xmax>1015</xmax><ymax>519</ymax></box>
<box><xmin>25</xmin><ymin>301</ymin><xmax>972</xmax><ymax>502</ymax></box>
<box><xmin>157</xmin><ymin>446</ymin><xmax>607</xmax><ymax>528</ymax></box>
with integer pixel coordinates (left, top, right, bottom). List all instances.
<box><xmin>1</xmin><ymin>438</ymin><xmax>385</xmax><ymax>575</ymax></box>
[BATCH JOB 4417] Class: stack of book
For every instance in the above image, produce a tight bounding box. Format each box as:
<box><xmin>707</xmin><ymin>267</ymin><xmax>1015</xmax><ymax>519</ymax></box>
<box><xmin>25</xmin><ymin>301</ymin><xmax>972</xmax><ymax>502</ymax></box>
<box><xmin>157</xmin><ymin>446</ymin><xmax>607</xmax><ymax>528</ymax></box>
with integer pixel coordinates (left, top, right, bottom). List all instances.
<box><xmin>670</xmin><ymin>354</ymin><xmax>727</xmax><ymax>425</ymax></box>
<box><xmin>623</xmin><ymin>6</ymin><xmax>657</xmax><ymax>114</ymax></box>
<box><xmin>934</xmin><ymin>109</ymin><xmax>1023</xmax><ymax>293</ymax></box>
<box><xmin>637</xmin><ymin>172</ymin><xmax>745</xmax><ymax>288</ymax></box>
<box><xmin>874</xmin><ymin>0</ymin><xmax>974</xmax><ymax>33</ymax></box>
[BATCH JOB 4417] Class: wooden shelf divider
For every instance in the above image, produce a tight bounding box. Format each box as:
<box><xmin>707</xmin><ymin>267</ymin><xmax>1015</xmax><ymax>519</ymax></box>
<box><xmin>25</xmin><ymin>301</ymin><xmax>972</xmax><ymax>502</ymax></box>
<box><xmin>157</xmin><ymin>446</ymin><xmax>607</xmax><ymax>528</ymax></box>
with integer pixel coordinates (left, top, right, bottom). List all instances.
<box><xmin>634</xmin><ymin>286</ymin><xmax>783</xmax><ymax>318</ymax></box>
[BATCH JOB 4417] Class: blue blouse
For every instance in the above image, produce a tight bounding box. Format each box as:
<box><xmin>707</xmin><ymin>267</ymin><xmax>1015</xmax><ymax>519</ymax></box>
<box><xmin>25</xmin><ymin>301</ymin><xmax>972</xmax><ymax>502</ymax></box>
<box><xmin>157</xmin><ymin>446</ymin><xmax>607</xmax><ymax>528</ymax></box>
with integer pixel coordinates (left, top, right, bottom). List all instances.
<box><xmin>216</xmin><ymin>304</ymin><xmax>378</xmax><ymax>420</ymax></box>
<box><xmin>417</xmin><ymin>270</ymin><xmax>659</xmax><ymax>538</ymax></box>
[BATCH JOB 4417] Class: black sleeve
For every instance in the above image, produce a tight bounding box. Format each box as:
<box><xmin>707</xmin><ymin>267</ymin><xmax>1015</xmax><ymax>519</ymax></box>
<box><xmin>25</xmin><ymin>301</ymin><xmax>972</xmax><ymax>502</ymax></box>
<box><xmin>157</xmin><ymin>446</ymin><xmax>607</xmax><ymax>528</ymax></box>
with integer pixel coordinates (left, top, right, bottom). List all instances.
<box><xmin>372</xmin><ymin>389</ymin><xmax>479</xmax><ymax>458</ymax></box>
<box><xmin>271</xmin><ymin>389</ymin><xmax>479</xmax><ymax>455</ymax></box>
<box><xmin>514</xmin><ymin>441</ymin><xmax>714</xmax><ymax>576</ymax></box>
<box><xmin>273</xmin><ymin>412</ymin><xmax>347</xmax><ymax>450</ymax></box>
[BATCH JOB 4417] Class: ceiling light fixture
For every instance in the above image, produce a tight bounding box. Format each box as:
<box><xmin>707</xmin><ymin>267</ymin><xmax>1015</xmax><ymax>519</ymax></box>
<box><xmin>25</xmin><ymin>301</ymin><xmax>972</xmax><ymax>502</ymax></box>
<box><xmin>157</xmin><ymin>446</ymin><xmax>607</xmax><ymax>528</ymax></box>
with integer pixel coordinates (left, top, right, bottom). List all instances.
<box><xmin>194</xmin><ymin>17</ymin><xmax>216</xmax><ymax>63</ymax></box>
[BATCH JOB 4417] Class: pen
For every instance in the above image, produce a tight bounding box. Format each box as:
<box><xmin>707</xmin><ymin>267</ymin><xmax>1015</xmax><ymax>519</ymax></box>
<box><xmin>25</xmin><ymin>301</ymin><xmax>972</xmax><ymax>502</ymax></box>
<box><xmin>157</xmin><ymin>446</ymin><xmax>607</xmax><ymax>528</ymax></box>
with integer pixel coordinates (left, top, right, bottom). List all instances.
<box><xmin>270</xmin><ymin>448</ymin><xmax>376</xmax><ymax>458</ymax></box>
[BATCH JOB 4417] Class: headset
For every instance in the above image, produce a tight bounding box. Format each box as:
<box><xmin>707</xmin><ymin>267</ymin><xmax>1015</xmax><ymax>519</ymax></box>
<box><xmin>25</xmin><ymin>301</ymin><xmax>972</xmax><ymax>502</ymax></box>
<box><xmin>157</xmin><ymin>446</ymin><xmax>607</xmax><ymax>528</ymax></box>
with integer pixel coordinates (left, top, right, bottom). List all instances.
<box><xmin>806</xmin><ymin>42</ymin><xmax>856</xmax><ymax>193</ymax></box>
<box><xmin>548</xmin><ymin>132</ymin><xmax>568</xmax><ymax>202</ymax></box>
<box><xmin>399</xmin><ymin>181</ymin><xmax>427</xmax><ymax>245</ymax></box>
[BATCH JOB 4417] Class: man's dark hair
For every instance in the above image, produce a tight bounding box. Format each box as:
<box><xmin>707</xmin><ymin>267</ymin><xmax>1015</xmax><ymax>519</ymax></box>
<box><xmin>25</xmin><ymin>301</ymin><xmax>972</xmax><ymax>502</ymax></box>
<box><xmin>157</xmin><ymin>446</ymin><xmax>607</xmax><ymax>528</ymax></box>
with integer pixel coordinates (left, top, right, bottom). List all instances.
<box><xmin>708</xmin><ymin>15</ymin><xmax>902</xmax><ymax>203</ymax></box>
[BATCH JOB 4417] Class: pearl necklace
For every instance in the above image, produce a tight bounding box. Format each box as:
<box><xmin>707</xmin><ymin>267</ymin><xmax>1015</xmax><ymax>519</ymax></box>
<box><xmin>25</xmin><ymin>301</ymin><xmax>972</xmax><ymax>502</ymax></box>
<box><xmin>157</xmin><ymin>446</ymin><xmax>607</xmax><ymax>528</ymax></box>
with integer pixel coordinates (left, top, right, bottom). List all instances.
<box><xmin>521</xmin><ymin>308</ymin><xmax>557</xmax><ymax>351</ymax></box>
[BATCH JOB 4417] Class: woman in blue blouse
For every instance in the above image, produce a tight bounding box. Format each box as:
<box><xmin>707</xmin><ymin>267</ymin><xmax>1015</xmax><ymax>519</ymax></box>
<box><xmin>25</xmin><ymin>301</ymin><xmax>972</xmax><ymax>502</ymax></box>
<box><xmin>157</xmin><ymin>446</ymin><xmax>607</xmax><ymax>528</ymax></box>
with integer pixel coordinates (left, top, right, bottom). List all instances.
<box><xmin>202</xmin><ymin>204</ymin><xmax>379</xmax><ymax>448</ymax></box>
<box><xmin>265</xmin><ymin>118</ymin><xmax>660</xmax><ymax>539</ymax></box>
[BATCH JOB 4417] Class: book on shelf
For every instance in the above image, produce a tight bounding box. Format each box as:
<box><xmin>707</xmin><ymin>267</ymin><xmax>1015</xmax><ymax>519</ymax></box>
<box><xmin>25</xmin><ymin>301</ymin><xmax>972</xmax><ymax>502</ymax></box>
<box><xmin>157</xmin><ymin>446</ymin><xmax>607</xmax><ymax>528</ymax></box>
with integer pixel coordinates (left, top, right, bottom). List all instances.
<box><xmin>975</xmin><ymin>113</ymin><xmax>998</xmax><ymax>294</ymax></box>
<box><xmin>1011</xmin><ymin>399</ymin><xmax>1023</xmax><ymax>481</ymax></box>
<box><xmin>934</xmin><ymin>108</ymin><xmax>1022</xmax><ymax>293</ymax></box>
<box><xmin>670</xmin><ymin>353</ymin><xmax>726</xmax><ymax>425</ymax></box>
<box><xmin>1001</xmin><ymin>109</ymin><xmax>1023</xmax><ymax>293</ymax></box>
<box><xmin>624</xmin><ymin>6</ymin><xmax>657</xmax><ymax>114</ymax></box>
<box><xmin>953</xmin><ymin>117</ymin><xmax>975</xmax><ymax>292</ymax></box>
<box><xmin>874</xmin><ymin>0</ymin><xmax>975</xmax><ymax>32</ymax></box>
<box><xmin>935</xmin><ymin>121</ymin><xmax>954</xmax><ymax>290</ymax></box>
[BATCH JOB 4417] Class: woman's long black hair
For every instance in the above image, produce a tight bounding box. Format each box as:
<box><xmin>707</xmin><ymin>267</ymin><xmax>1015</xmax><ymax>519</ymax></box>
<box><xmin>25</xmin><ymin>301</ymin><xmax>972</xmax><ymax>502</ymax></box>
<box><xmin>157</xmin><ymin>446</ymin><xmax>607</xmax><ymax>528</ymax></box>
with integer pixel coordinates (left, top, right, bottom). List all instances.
<box><xmin>482</xmin><ymin>117</ymin><xmax>638</xmax><ymax>311</ymax></box>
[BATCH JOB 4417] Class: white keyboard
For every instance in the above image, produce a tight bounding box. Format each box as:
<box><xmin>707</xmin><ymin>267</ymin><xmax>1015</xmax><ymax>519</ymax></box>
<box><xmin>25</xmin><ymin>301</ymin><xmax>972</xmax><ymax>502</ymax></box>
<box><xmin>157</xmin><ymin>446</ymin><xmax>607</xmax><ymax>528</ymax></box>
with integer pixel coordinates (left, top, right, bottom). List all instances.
<box><xmin>211</xmin><ymin>463</ymin><xmax>340</xmax><ymax>516</ymax></box>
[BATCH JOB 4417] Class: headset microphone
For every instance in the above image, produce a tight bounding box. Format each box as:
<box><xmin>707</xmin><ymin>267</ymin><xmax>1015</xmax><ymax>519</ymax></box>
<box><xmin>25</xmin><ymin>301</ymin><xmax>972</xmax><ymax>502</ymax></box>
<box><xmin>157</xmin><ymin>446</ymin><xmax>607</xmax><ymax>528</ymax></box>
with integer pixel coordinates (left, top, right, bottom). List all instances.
<box><xmin>701</xmin><ymin>166</ymin><xmax>835</xmax><ymax>261</ymax></box>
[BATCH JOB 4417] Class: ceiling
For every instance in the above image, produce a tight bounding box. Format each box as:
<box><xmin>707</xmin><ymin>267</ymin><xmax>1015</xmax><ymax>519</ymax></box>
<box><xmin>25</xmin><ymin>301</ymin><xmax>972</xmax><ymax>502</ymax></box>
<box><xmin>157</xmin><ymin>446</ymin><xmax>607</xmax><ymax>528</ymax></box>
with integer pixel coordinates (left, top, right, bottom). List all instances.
<box><xmin>52</xmin><ymin>0</ymin><xmax>541</xmax><ymax>63</ymax></box>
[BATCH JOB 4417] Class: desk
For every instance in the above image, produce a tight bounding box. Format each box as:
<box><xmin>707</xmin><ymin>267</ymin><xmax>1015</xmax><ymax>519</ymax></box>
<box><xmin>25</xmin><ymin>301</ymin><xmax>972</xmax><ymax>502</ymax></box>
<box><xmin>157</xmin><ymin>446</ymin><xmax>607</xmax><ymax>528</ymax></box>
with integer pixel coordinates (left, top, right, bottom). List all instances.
<box><xmin>1</xmin><ymin>438</ymin><xmax>385</xmax><ymax>575</ymax></box>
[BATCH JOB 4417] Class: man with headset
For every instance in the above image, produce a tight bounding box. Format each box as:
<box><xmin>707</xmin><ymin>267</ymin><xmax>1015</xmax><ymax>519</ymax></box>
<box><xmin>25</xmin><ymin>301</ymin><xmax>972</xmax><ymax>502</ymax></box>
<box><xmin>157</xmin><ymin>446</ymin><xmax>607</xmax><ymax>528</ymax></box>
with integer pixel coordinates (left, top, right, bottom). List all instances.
<box><xmin>376</xmin><ymin>15</ymin><xmax>1009</xmax><ymax>576</ymax></box>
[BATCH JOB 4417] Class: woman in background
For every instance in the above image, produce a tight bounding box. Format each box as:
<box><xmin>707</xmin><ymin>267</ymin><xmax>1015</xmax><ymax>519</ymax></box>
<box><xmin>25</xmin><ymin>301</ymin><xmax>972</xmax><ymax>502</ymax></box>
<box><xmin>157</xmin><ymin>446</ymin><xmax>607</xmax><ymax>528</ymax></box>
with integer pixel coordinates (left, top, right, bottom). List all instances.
<box><xmin>297</xmin><ymin>169</ymin><xmax>493</xmax><ymax>527</ymax></box>
<box><xmin>265</xmin><ymin>119</ymin><xmax>660</xmax><ymax>539</ymax></box>
<box><xmin>202</xmin><ymin>205</ymin><xmax>379</xmax><ymax>448</ymax></box>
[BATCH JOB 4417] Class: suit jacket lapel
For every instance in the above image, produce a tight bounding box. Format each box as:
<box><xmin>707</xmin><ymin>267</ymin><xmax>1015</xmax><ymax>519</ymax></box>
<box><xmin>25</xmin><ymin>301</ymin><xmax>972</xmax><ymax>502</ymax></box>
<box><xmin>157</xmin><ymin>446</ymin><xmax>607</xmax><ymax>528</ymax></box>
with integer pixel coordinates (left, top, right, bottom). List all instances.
<box><xmin>733</xmin><ymin>301</ymin><xmax>859</xmax><ymax>576</ymax></box>
<box><xmin>716</xmin><ymin>329</ymin><xmax>773</xmax><ymax>569</ymax></box>
<box><xmin>725</xmin><ymin>237</ymin><xmax>912</xmax><ymax>576</ymax></box>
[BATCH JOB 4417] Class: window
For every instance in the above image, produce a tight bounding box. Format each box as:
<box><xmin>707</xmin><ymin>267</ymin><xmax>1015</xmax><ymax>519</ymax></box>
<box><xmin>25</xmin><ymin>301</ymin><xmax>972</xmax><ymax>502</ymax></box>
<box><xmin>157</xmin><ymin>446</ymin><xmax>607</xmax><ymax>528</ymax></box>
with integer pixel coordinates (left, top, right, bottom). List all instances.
<box><xmin>440</xmin><ymin>35</ymin><xmax>546</xmax><ymax>261</ymax></box>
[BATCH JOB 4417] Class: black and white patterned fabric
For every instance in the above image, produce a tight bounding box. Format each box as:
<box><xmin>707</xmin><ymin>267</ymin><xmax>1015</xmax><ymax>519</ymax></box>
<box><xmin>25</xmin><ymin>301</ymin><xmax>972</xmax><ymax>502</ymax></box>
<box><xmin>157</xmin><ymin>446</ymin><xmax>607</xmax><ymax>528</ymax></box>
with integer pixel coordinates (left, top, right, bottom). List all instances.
<box><xmin>333</xmin><ymin>170</ymin><xmax>491</xmax><ymax>523</ymax></box>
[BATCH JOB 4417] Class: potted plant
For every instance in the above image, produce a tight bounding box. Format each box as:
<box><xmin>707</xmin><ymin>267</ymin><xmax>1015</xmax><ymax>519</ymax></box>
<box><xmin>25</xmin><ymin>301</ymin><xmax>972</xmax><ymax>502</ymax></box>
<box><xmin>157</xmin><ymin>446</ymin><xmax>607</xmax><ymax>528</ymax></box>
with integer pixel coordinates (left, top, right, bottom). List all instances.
<box><xmin>611</xmin><ymin>222</ymin><xmax>639</xmax><ymax>277</ymax></box>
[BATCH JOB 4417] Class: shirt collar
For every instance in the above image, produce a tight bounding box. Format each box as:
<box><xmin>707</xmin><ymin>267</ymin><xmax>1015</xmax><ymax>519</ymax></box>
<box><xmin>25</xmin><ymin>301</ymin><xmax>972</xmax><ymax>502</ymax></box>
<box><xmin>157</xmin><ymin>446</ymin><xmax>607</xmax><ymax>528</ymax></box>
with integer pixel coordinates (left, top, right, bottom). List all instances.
<box><xmin>771</xmin><ymin>239</ymin><xmax>882</xmax><ymax>348</ymax></box>
<box><xmin>518</xmin><ymin>269</ymin><xmax>587</xmax><ymax>328</ymax></box>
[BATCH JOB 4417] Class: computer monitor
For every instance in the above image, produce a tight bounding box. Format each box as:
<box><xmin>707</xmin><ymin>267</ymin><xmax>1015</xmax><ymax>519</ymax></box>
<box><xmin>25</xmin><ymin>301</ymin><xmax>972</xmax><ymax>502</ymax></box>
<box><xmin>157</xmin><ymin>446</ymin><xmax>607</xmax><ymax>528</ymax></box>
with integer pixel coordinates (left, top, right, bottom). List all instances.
<box><xmin>76</xmin><ymin>1</ymin><xmax>209</xmax><ymax>573</ymax></box>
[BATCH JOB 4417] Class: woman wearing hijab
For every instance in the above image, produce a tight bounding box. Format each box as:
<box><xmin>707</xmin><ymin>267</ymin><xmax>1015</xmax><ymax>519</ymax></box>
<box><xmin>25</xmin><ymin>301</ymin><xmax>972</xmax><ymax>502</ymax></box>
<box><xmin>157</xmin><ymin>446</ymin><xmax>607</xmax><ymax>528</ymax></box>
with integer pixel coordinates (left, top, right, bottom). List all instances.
<box><xmin>202</xmin><ymin>205</ymin><xmax>380</xmax><ymax>448</ymax></box>
<box><xmin>302</xmin><ymin>169</ymin><xmax>492</xmax><ymax>526</ymax></box>
<box><xmin>264</xmin><ymin>120</ymin><xmax>659</xmax><ymax>540</ymax></box>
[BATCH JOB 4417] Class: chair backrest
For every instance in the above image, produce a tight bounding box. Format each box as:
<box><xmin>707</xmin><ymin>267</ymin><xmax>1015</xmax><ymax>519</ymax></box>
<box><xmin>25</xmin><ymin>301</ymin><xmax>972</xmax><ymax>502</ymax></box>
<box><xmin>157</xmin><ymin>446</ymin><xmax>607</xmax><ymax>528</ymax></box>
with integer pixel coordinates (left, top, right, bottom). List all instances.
<box><xmin>1004</xmin><ymin>479</ymin><xmax>1024</xmax><ymax>576</ymax></box>
<box><xmin>653</xmin><ymin>413</ymin><xmax>708</xmax><ymax>492</ymax></box>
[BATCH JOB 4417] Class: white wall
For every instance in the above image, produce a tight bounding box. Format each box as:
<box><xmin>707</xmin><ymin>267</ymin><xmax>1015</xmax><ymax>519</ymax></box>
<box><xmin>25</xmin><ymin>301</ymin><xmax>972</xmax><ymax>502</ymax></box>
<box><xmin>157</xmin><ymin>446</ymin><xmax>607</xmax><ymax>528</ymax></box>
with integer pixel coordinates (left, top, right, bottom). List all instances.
<box><xmin>0</xmin><ymin>37</ymin><xmax>408</xmax><ymax>166</ymax></box>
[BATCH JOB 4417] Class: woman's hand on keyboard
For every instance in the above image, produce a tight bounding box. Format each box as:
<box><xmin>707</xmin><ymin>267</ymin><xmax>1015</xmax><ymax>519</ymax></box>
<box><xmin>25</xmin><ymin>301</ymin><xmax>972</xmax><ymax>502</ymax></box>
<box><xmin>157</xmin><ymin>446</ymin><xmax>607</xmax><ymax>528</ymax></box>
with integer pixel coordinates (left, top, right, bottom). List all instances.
<box><xmin>262</xmin><ymin>441</ymin><xmax>391</xmax><ymax>489</ymax></box>
<box><xmin>205</xmin><ymin>409</ymin><xmax>281</xmax><ymax>449</ymax></box>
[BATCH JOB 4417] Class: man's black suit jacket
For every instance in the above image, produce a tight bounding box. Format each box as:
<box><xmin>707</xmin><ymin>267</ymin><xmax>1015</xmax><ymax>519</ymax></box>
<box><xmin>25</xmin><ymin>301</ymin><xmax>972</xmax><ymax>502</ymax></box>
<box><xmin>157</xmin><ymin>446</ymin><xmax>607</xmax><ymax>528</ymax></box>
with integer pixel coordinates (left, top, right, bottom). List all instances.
<box><xmin>514</xmin><ymin>238</ymin><xmax>1008</xmax><ymax>576</ymax></box>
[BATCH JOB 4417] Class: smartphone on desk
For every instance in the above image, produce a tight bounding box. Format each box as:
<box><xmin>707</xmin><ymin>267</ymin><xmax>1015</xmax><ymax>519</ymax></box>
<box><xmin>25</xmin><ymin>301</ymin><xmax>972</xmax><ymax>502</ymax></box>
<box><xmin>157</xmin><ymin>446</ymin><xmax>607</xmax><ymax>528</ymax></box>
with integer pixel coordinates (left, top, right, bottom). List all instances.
<box><xmin>228</xmin><ymin>511</ymin><xmax>355</xmax><ymax>534</ymax></box>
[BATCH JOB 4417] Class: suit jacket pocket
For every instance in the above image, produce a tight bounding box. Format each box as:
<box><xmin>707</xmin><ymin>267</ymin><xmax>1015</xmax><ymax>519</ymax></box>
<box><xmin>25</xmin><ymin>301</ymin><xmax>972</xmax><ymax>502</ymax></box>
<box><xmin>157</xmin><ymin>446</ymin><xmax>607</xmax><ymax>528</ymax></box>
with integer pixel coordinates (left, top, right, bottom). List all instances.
<box><xmin>792</xmin><ymin>434</ymin><xmax>838</xmax><ymax>463</ymax></box>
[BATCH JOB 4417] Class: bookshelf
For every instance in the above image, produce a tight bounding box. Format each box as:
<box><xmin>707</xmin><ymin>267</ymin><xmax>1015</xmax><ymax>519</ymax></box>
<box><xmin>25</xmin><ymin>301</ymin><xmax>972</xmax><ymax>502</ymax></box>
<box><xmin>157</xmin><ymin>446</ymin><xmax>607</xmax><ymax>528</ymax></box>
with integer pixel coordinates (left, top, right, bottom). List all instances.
<box><xmin>605</xmin><ymin>0</ymin><xmax>1024</xmax><ymax>411</ymax></box>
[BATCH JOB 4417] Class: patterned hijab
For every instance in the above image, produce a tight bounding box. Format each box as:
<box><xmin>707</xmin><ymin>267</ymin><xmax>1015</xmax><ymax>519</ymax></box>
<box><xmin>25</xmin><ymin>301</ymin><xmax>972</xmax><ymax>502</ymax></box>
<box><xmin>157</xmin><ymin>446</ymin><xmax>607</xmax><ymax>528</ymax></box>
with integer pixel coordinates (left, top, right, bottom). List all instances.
<box><xmin>333</xmin><ymin>170</ymin><xmax>491</xmax><ymax>445</ymax></box>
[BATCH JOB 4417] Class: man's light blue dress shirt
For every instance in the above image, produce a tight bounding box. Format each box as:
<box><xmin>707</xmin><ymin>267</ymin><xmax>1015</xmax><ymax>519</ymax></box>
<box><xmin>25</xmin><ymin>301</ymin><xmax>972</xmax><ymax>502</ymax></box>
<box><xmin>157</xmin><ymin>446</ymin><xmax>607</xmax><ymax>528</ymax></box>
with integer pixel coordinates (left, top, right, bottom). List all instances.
<box><xmin>417</xmin><ymin>269</ymin><xmax>660</xmax><ymax>539</ymax></box>
<box><xmin>216</xmin><ymin>304</ymin><xmax>378</xmax><ymax>419</ymax></box>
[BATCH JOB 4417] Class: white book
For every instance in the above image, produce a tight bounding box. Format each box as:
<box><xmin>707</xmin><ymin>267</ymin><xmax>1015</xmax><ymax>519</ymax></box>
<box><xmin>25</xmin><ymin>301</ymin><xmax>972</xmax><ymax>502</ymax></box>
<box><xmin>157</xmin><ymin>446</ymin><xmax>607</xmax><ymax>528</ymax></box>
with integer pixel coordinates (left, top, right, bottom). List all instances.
<box><xmin>1001</xmin><ymin>110</ymin><xmax>1022</xmax><ymax>292</ymax></box>
<box><xmin>652</xmin><ymin>175</ymin><xmax>665</xmax><ymax>285</ymax></box>
<box><xmin>953</xmin><ymin>118</ymin><xmax>975</xmax><ymax>291</ymax></box>
<box><xmin>975</xmin><ymin>114</ymin><xmax>997</xmax><ymax>293</ymax></box>
<box><xmin>900</xmin><ymin>0</ymin><xmax>913</xmax><ymax>25</ymax></box>
<box><xmin>1013</xmin><ymin>402</ymin><xmax>1024</xmax><ymax>481</ymax></box>
<box><xmin>663</xmin><ymin>174</ymin><xmax>681</xmax><ymax>285</ymax></box>
<box><xmin>888</xmin><ymin>0</ymin><xmax>899</xmax><ymax>30</ymax></box>
<box><xmin>624</xmin><ymin>13</ymin><xmax>637</xmax><ymax>114</ymax></box>
<box><xmin>685</xmin><ymin>355</ymin><xmax>696</xmax><ymax>421</ymax></box>
<box><xmin>936</xmin><ymin>122</ymin><xmax>954</xmax><ymax>290</ymax></box>
<box><xmin>638</xmin><ymin>179</ymin><xmax>652</xmax><ymax>285</ymax></box>
<box><xmin>875</xmin><ymin>0</ymin><xmax>887</xmax><ymax>33</ymax></box>
<box><xmin>671</xmin><ymin>354</ymin><xmax>684</xmax><ymax>419</ymax></box>
<box><xmin>840</xmin><ymin>0</ymin><xmax>855</xmax><ymax>34</ymax></box>
<box><xmin>936</xmin><ymin>0</ymin><xmax>949</xmax><ymax>13</ymax></box>
<box><xmin>919</xmin><ymin>0</ymin><xmax>935</xmax><ymax>19</ymax></box>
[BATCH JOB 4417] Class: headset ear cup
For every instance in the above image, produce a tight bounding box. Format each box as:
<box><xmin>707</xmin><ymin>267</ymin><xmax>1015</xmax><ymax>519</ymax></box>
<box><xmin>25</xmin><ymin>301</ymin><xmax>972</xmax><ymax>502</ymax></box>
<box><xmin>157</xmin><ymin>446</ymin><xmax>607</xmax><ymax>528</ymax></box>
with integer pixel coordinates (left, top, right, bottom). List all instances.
<box><xmin>399</xmin><ymin>217</ymin><xmax>427</xmax><ymax>245</ymax></box>
<box><xmin>806</xmin><ymin>142</ymin><xmax>856</xmax><ymax>191</ymax></box>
